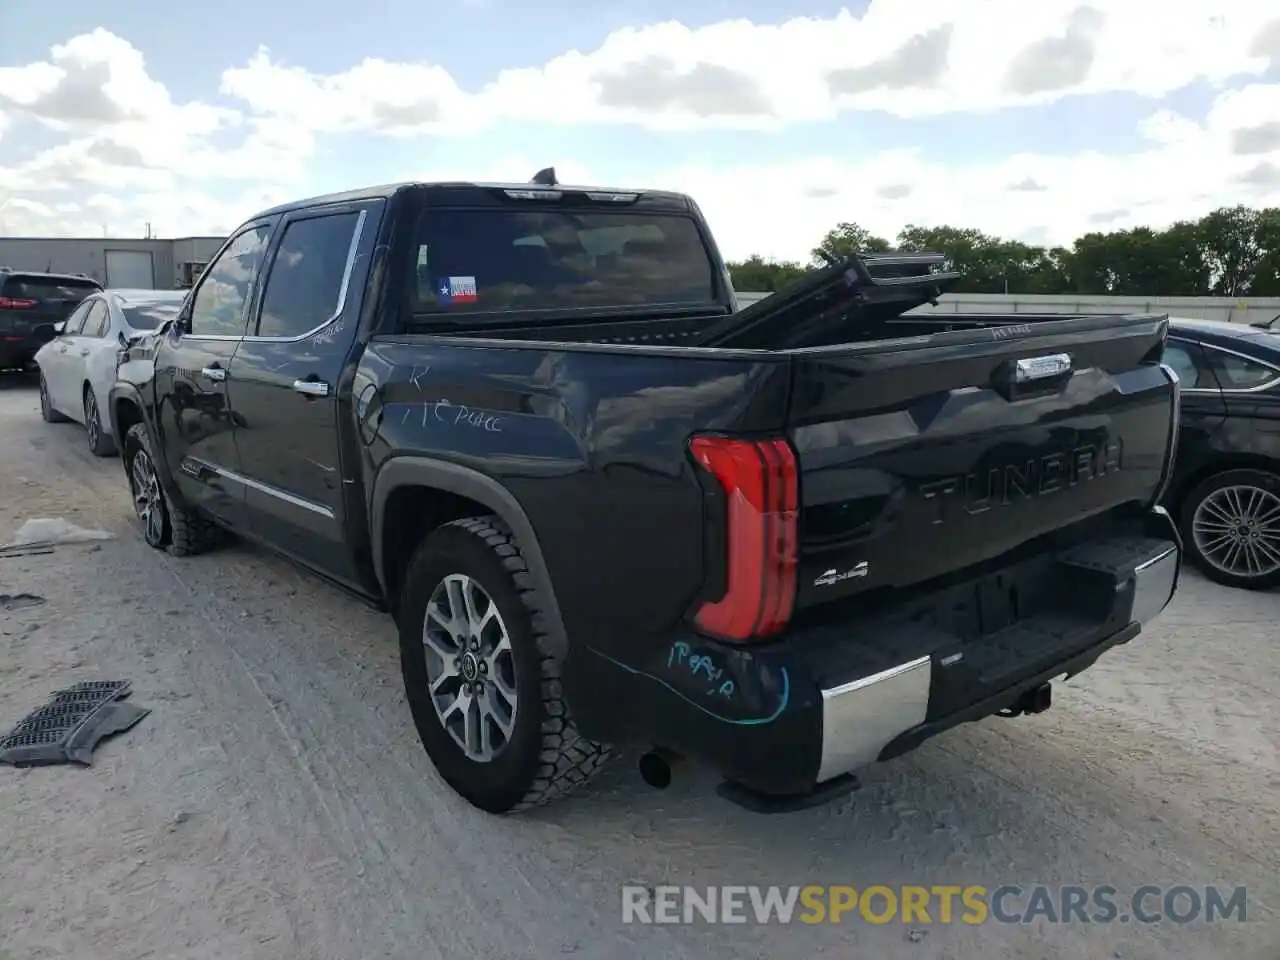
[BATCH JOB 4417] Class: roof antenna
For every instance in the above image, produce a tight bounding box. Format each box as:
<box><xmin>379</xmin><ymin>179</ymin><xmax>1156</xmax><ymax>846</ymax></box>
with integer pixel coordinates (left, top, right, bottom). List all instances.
<box><xmin>531</xmin><ymin>166</ymin><xmax>558</xmax><ymax>186</ymax></box>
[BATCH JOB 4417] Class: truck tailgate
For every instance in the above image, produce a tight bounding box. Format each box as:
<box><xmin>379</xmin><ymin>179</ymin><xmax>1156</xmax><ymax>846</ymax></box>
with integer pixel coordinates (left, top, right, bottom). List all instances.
<box><xmin>786</xmin><ymin>313</ymin><xmax>1176</xmax><ymax>612</ymax></box>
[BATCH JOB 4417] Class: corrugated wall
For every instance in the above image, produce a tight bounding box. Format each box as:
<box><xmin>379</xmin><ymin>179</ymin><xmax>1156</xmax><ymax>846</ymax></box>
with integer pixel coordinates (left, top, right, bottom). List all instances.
<box><xmin>734</xmin><ymin>290</ymin><xmax>1280</xmax><ymax>326</ymax></box>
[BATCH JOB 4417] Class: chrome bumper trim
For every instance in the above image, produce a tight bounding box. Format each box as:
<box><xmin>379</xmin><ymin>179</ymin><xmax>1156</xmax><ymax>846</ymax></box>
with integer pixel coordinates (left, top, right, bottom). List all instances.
<box><xmin>816</xmin><ymin>655</ymin><xmax>932</xmax><ymax>784</ymax></box>
<box><xmin>1131</xmin><ymin>543</ymin><xmax>1179</xmax><ymax>628</ymax></box>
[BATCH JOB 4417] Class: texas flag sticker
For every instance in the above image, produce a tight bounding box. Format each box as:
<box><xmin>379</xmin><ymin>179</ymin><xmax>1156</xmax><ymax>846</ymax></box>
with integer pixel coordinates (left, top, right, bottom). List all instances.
<box><xmin>438</xmin><ymin>276</ymin><xmax>478</xmax><ymax>304</ymax></box>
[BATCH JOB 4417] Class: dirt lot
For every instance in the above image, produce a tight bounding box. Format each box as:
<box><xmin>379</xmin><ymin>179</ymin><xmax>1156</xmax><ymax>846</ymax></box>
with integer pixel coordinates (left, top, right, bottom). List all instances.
<box><xmin>0</xmin><ymin>372</ymin><xmax>1276</xmax><ymax>960</ymax></box>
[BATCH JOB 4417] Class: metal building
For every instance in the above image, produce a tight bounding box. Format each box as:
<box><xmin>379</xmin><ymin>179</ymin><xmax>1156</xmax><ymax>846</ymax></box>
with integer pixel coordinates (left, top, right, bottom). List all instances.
<box><xmin>0</xmin><ymin>236</ymin><xmax>226</xmax><ymax>289</ymax></box>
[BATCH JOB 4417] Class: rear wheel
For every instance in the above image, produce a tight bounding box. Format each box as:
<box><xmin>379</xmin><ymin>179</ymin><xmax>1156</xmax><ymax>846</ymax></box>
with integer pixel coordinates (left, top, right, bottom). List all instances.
<box><xmin>397</xmin><ymin>516</ymin><xmax>612</xmax><ymax>813</ymax></box>
<box><xmin>83</xmin><ymin>386</ymin><xmax>116</xmax><ymax>457</ymax></box>
<box><xmin>123</xmin><ymin>422</ymin><xmax>227</xmax><ymax>556</ymax></box>
<box><xmin>1180</xmin><ymin>467</ymin><xmax>1280</xmax><ymax>590</ymax></box>
<box><xmin>39</xmin><ymin>371</ymin><xmax>68</xmax><ymax>423</ymax></box>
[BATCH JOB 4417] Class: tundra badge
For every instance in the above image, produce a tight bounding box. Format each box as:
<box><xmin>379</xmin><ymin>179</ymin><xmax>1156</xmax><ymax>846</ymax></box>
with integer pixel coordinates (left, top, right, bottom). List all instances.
<box><xmin>814</xmin><ymin>562</ymin><xmax>869</xmax><ymax>586</ymax></box>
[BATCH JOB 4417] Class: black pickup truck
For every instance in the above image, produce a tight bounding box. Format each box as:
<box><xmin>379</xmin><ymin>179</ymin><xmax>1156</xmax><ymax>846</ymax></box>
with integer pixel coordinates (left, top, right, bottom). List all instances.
<box><xmin>110</xmin><ymin>173</ymin><xmax>1183</xmax><ymax>815</ymax></box>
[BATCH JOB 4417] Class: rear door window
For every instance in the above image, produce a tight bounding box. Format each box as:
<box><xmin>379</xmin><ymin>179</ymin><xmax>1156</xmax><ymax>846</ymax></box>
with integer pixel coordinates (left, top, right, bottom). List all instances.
<box><xmin>412</xmin><ymin>209</ymin><xmax>715</xmax><ymax>313</ymax></box>
<box><xmin>81</xmin><ymin>301</ymin><xmax>111</xmax><ymax>338</ymax></box>
<box><xmin>1203</xmin><ymin>346</ymin><xmax>1280</xmax><ymax>391</ymax></box>
<box><xmin>256</xmin><ymin>211</ymin><xmax>361</xmax><ymax>338</ymax></box>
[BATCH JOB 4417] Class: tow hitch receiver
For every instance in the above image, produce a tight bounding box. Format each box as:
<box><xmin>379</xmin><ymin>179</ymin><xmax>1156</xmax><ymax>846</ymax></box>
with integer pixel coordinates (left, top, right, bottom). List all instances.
<box><xmin>997</xmin><ymin>682</ymin><xmax>1052</xmax><ymax>718</ymax></box>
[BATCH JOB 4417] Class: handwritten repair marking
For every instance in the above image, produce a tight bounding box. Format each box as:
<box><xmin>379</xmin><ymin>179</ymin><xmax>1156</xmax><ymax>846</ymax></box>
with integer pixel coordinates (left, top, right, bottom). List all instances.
<box><xmin>667</xmin><ymin>641</ymin><xmax>736</xmax><ymax>699</ymax></box>
<box><xmin>312</xmin><ymin>319</ymin><xmax>346</xmax><ymax>345</ymax></box>
<box><xmin>388</xmin><ymin>401</ymin><xmax>505</xmax><ymax>432</ymax></box>
<box><xmin>409</xmin><ymin>365</ymin><xmax>429</xmax><ymax>391</ymax></box>
<box><xmin>433</xmin><ymin>399</ymin><xmax>503</xmax><ymax>432</ymax></box>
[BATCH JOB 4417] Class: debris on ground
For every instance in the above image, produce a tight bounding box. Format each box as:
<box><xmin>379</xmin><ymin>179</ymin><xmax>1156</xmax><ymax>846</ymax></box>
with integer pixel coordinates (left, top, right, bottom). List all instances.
<box><xmin>2</xmin><ymin>518</ymin><xmax>115</xmax><ymax>552</ymax></box>
<box><xmin>0</xmin><ymin>593</ymin><xmax>45</xmax><ymax>612</ymax></box>
<box><xmin>0</xmin><ymin>680</ymin><xmax>150</xmax><ymax>767</ymax></box>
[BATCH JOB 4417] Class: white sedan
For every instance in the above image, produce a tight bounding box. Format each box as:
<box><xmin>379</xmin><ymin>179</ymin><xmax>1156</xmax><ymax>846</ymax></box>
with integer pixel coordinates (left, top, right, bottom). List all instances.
<box><xmin>34</xmin><ymin>288</ymin><xmax>188</xmax><ymax>456</ymax></box>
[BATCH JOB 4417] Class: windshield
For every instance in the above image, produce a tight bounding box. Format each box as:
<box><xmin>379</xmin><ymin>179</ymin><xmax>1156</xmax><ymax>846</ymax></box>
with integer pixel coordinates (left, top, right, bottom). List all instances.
<box><xmin>121</xmin><ymin>300</ymin><xmax>184</xmax><ymax>330</ymax></box>
<box><xmin>412</xmin><ymin>208</ymin><xmax>716</xmax><ymax>312</ymax></box>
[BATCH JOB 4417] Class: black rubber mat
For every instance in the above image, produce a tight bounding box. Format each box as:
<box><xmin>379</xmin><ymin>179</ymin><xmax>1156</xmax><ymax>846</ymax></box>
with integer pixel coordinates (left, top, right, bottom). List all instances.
<box><xmin>0</xmin><ymin>680</ymin><xmax>150</xmax><ymax>767</ymax></box>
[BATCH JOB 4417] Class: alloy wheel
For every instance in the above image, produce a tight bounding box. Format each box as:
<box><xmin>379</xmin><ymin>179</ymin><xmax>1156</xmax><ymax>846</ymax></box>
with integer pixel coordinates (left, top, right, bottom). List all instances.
<box><xmin>1191</xmin><ymin>484</ymin><xmax>1280</xmax><ymax>581</ymax></box>
<box><xmin>129</xmin><ymin>447</ymin><xmax>166</xmax><ymax>545</ymax></box>
<box><xmin>85</xmin><ymin>391</ymin><xmax>101</xmax><ymax>450</ymax></box>
<box><xmin>422</xmin><ymin>573</ymin><xmax>518</xmax><ymax>762</ymax></box>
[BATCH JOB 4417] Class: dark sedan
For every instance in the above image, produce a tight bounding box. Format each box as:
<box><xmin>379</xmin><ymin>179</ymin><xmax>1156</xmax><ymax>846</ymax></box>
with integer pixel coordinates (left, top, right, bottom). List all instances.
<box><xmin>1161</xmin><ymin>317</ymin><xmax>1280</xmax><ymax>590</ymax></box>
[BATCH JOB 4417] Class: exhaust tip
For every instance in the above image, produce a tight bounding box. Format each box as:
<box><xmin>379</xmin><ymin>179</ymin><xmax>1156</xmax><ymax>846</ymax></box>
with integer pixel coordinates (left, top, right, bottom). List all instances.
<box><xmin>638</xmin><ymin>750</ymin><xmax>676</xmax><ymax>789</ymax></box>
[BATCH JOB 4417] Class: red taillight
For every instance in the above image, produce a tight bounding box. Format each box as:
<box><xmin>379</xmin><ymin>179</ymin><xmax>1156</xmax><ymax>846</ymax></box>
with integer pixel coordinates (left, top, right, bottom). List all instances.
<box><xmin>688</xmin><ymin>434</ymin><xmax>799</xmax><ymax>641</ymax></box>
<box><xmin>0</xmin><ymin>297</ymin><xmax>37</xmax><ymax>309</ymax></box>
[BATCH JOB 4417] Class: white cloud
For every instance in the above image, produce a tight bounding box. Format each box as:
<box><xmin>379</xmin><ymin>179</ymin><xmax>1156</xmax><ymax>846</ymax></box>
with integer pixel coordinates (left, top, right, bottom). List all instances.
<box><xmin>221</xmin><ymin>2</ymin><xmax>1280</xmax><ymax>132</ymax></box>
<box><xmin>2</xmin><ymin>7</ymin><xmax>1280</xmax><ymax>255</ymax></box>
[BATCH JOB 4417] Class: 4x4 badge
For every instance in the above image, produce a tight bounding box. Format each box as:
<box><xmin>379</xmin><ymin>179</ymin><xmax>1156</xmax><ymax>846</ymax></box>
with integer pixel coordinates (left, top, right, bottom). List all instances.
<box><xmin>814</xmin><ymin>562</ymin><xmax>868</xmax><ymax>586</ymax></box>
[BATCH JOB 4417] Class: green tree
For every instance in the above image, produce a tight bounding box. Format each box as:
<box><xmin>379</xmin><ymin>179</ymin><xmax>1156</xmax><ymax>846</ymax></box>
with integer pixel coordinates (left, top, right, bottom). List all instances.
<box><xmin>1197</xmin><ymin>205</ymin><xmax>1267</xmax><ymax>296</ymax></box>
<box><xmin>727</xmin><ymin>204</ymin><xmax>1280</xmax><ymax>297</ymax></box>
<box><xmin>725</xmin><ymin>255</ymin><xmax>809</xmax><ymax>292</ymax></box>
<box><xmin>811</xmin><ymin>222</ymin><xmax>891</xmax><ymax>265</ymax></box>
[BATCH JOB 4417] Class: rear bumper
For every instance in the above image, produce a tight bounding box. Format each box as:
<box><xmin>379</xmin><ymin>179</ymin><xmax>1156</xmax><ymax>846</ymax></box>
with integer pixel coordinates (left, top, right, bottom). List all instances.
<box><xmin>0</xmin><ymin>338</ymin><xmax>40</xmax><ymax>368</ymax></box>
<box><xmin>571</xmin><ymin>506</ymin><xmax>1180</xmax><ymax>810</ymax></box>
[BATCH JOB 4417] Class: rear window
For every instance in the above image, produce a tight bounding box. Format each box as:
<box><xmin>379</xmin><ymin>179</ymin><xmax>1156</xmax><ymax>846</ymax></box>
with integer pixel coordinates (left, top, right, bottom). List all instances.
<box><xmin>1</xmin><ymin>276</ymin><xmax>100</xmax><ymax>304</ymax></box>
<box><xmin>412</xmin><ymin>209</ymin><xmax>715</xmax><ymax>313</ymax></box>
<box><xmin>121</xmin><ymin>300</ymin><xmax>183</xmax><ymax>330</ymax></box>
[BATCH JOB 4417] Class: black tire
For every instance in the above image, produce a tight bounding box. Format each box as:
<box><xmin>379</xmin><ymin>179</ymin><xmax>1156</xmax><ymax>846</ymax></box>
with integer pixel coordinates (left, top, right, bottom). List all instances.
<box><xmin>397</xmin><ymin>516</ymin><xmax>612</xmax><ymax>813</ymax></box>
<box><xmin>1179</xmin><ymin>467</ymin><xmax>1280</xmax><ymax>591</ymax></box>
<box><xmin>122</xmin><ymin>422</ymin><xmax>227</xmax><ymax>556</ymax></box>
<box><xmin>39</xmin><ymin>370</ymin><xmax>68</xmax><ymax>423</ymax></box>
<box><xmin>83</xmin><ymin>385</ymin><xmax>116</xmax><ymax>457</ymax></box>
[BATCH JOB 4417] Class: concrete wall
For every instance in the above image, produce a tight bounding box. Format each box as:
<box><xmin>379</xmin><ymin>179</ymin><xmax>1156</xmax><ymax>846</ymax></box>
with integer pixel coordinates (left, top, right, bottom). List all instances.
<box><xmin>734</xmin><ymin>290</ymin><xmax>1280</xmax><ymax>326</ymax></box>
<box><xmin>171</xmin><ymin>237</ymin><xmax>226</xmax><ymax>266</ymax></box>
<box><xmin>0</xmin><ymin>236</ymin><xmax>227</xmax><ymax>289</ymax></box>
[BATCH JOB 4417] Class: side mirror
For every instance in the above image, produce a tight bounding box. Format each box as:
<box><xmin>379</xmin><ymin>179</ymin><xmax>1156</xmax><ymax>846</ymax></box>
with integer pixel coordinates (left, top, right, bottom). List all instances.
<box><xmin>117</xmin><ymin>330</ymin><xmax>129</xmax><ymax>348</ymax></box>
<box><xmin>52</xmin><ymin>321</ymin><xmax>66</xmax><ymax>334</ymax></box>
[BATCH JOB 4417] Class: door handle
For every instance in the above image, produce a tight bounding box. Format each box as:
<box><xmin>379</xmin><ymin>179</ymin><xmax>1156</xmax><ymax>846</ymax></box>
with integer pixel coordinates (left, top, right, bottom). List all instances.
<box><xmin>201</xmin><ymin>366</ymin><xmax>226</xmax><ymax>381</ymax></box>
<box><xmin>79</xmin><ymin>349</ymin><xmax>90</xmax><ymax>356</ymax></box>
<box><xmin>293</xmin><ymin>379</ymin><xmax>330</xmax><ymax>398</ymax></box>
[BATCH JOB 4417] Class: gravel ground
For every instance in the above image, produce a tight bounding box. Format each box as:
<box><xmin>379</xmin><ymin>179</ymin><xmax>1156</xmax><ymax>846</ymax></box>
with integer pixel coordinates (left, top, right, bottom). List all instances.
<box><xmin>0</xmin><ymin>371</ymin><xmax>1276</xmax><ymax>960</ymax></box>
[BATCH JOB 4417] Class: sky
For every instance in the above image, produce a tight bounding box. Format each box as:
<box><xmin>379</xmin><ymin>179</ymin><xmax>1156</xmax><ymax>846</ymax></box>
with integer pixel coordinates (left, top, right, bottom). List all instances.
<box><xmin>1</xmin><ymin>0</ymin><xmax>1279</xmax><ymax>262</ymax></box>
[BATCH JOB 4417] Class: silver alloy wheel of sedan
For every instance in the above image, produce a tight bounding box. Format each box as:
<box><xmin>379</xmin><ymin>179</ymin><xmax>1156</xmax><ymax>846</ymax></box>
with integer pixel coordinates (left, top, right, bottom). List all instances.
<box><xmin>129</xmin><ymin>446</ymin><xmax>166</xmax><ymax>546</ymax></box>
<box><xmin>84</xmin><ymin>390</ymin><xmax>102</xmax><ymax>450</ymax></box>
<box><xmin>422</xmin><ymin>573</ymin><xmax>518</xmax><ymax>762</ymax></box>
<box><xmin>1191</xmin><ymin>483</ymin><xmax>1280</xmax><ymax>580</ymax></box>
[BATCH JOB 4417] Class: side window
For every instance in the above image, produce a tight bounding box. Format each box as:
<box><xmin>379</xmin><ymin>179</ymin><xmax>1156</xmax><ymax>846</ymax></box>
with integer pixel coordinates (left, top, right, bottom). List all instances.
<box><xmin>61</xmin><ymin>300</ymin><xmax>93</xmax><ymax>335</ymax></box>
<box><xmin>1162</xmin><ymin>340</ymin><xmax>1215</xmax><ymax>390</ymax></box>
<box><xmin>256</xmin><ymin>212</ymin><xmax>360</xmax><ymax>339</ymax></box>
<box><xmin>82</xmin><ymin>302</ymin><xmax>110</xmax><ymax>338</ymax></box>
<box><xmin>189</xmin><ymin>225</ymin><xmax>272</xmax><ymax>337</ymax></box>
<box><xmin>1204</xmin><ymin>346</ymin><xmax>1280</xmax><ymax>391</ymax></box>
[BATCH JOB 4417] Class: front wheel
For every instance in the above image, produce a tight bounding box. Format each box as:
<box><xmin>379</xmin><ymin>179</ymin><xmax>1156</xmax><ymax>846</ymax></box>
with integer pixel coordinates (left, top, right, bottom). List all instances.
<box><xmin>1180</xmin><ymin>467</ymin><xmax>1280</xmax><ymax>590</ymax></box>
<box><xmin>122</xmin><ymin>422</ymin><xmax>227</xmax><ymax>556</ymax></box>
<box><xmin>397</xmin><ymin>516</ymin><xmax>612</xmax><ymax>813</ymax></box>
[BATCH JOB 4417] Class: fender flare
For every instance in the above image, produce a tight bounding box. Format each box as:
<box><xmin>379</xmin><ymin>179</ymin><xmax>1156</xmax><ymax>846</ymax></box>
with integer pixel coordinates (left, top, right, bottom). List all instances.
<box><xmin>369</xmin><ymin>457</ymin><xmax>569</xmax><ymax>657</ymax></box>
